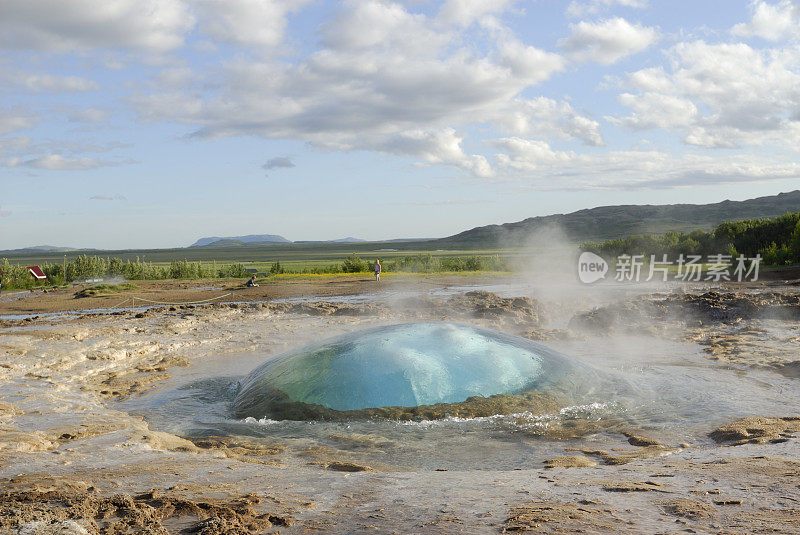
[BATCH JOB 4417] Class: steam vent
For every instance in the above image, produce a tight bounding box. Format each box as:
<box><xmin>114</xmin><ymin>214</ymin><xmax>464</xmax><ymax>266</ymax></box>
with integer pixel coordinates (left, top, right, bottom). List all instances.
<box><xmin>233</xmin><ymin>322</ymin><xmax>606</xmax><ymax>421</ymax></box>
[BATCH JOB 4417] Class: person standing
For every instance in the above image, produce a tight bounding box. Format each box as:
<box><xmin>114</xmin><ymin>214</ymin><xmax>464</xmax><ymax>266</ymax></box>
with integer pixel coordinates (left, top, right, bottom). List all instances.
<box><xmin>374</xmin><ymin>259</ymin><xmax>381</xmax><ymax>281</ymax></box>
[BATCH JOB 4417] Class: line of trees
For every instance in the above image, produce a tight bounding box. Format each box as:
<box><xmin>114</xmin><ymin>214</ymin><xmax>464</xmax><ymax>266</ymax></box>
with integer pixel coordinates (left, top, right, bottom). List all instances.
<box><xmin>340</xmin><ymin>253</ymin><xmax>509</xmax><ymax>273</ymax></box>
<box><xmin>582</xmin><ymin>212</ymin><xmax>800</xmax><ymax>266</ymax></box>
<box><xmin>0</xmin><ymin>257</ymin><xmax>249</xmax><ymax>290</ymax></box>
<box><xmin>0</xmin><ymin>252</ymin><xmax>511</xmax><ymax>290</ymax></box>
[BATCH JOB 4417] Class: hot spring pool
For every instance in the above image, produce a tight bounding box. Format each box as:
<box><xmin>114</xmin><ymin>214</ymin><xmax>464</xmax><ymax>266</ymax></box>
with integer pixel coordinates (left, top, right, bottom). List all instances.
<box><xmin>232</xmin><ymin>322</ymin><xmax>619</xmax><ymax>420</ymax></box>
<box><xmin>120</xmin><ymin>321</ymin><xmax>800</xmax><ymax>471</ymax></box>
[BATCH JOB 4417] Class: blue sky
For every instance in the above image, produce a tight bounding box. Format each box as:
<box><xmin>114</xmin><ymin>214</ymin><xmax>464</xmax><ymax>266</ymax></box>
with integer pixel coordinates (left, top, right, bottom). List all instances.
<box><xmin>1</xmin><ymin>0</ymin><xmax>799</xmax><ymax>249</ymax></box>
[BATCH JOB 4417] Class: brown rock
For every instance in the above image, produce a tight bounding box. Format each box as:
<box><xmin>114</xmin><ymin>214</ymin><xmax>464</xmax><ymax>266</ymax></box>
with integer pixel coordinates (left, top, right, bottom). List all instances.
<box><xmin>622</xmin><ymin>431</ymin><xmax>663</xmax><ymax>447</ymax></box>
<box><xmin>601</xmin><ymin>480</ymin><xmax>665</xmax><ymax>493</ymax></box>
<box><xmin>503</xmin><ymin>501</ymin><xmax>619</xmax><ymax>532</ymax></box>
<box><xmin>661</xmin><ymin>498</ymin><xmax>716</xmax><ymax>520</ymax></box>
<box><xmin>714</xmin><ymin>499</ymin><xmax>743</xmax><ymax>506</ymax></box>
<box><xmin>325</xmin><ymin>461</ymin><xmax>372</xmax><ymax>472</ymax></box>
<box><xmin>0</xmin><ymin>489</ymin><xmax>289</xmax><ymax>534</ymax></box>
<box><xmin>709</xmin><ymin>416</ymin><xmax>800</xmax><ymax>445</ymax></box>
<box><xmin>543</xmin><ymin>455</ymin><xmax>598</xmax><ymax>469</ymax></box>
<box><xmin>570</xmin><ymin>444</ymin><xmax>678</xmax><ymax>465</ymax></box>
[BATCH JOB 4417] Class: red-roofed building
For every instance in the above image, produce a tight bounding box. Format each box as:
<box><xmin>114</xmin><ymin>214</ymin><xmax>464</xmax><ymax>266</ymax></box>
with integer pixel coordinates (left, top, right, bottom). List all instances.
<box><xmin>26</xmin><ymin>265</ymin><xmax>47</xmax><ymax>280</ymax></box>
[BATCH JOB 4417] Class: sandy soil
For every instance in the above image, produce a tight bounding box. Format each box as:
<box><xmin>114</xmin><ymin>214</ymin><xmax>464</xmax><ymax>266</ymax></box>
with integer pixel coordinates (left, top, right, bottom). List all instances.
<box><xmin>1</xmin><ymin>275</ymin><xmax>799</xmax><ymax>533</ymax></box>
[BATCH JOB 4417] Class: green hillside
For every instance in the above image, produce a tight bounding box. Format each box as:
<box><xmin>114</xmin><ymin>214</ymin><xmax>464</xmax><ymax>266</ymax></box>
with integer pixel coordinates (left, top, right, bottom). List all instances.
<box><xmin>435</xmin><ymin>190</ymin><xmax>800</xmax><ymax>247</ymax></box>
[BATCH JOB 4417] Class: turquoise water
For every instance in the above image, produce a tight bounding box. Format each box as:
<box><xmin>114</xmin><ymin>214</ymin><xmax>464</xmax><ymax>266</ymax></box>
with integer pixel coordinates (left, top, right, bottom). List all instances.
<box><xmin>232</xmin><ymin>323</ymin><xmax>596</xmax><ymax>418</ymax></box>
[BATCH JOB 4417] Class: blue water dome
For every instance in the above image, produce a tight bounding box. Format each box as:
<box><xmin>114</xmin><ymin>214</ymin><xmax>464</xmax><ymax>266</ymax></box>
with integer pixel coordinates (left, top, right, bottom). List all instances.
<box><xmin>233</xmin><ymin>322</ymin><xmax>599</xmax><ymax>420</ymax></box>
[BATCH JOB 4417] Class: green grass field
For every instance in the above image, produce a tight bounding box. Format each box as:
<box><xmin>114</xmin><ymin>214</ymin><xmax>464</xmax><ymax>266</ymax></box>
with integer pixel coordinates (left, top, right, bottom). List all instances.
<box><xmin>2</xmin><ymin>241</ymin><xmax>515</xmax><ymax>267</ymax></box>
<box><xmin>0</xmin><ymin>242</ymin><xmax>528</xmax><ymax>290</ymax></box>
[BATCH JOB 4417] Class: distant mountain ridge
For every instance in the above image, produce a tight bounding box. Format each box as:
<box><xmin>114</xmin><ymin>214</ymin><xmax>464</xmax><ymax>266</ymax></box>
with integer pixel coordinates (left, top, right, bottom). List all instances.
<box><xmin>0</xmin><ymin>245</ymin><xmax>90</xmax><ymax>254</ymax></box>
<box><xmin>15</xmin><ymin>245</ymin><xmax>69</xmax><ymax>252</ymax></box>
<box><xmin>435</xmin><ymin>190</ymin><xmax>800</xmax><ymax>247</ymax></box>
<box><xmin>190</xmin><ymin>235</ymin><xmax>368</xmax><ymax>247</ymax></box>
<box><xmin>330</xmin><ymin>237</ymin><xmax>365</xmax><ymax>243</ymax></box>
<box><xmin>8</xmin><ymin>191</ymin><xmax>800</xmax><ymax>254</ymax></box>
<box><xmin>294</xmin><ymin>237</ymin><xmax>366</xmax><ymax>244</ymax></box>
<box><xmin>190</xmin><ymin>234</ymin><xmax>291</xmax><ymax>247</ymax></box>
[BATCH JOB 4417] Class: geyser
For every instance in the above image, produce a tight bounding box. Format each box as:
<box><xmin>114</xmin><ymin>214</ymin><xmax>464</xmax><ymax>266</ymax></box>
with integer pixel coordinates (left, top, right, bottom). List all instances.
<box><xmin>233</xmin><ymin>322</ymin><xmax>605</xmax><ymax>421</ymax></box>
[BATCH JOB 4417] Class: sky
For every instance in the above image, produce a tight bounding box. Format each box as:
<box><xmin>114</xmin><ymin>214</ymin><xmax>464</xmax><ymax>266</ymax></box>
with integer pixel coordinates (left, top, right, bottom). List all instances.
<box><xmin>1</xmin><ymin>0</ymin><xmax>800</xmax><ymax>249</ymax></box>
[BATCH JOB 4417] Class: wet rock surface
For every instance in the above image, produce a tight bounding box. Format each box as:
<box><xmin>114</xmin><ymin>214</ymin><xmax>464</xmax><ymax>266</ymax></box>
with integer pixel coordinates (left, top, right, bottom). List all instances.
<box><xmin>253</xmin><ymin>391</ymin><xmax>569</xmax><ymax>422</ymax></box>
<box><xmin>447</xmin><ymin>291</ymin><xmax>543</xmax><ymax>326</ymax></box>
<box><xmin>661</xmin><ymin>498</ymin><xmax>716</xmax><ymax>521</ymax></box>
<box><xmin>570</xmin><ymin>290</ymin><xmax>800</xmax><ymax>333</ymax></box>
<box><xmin>503</xmin><ymin>501</ymin><xmax>622</xmax><ymax>532</ymax></box>
<box><xmin>0</xmin><ymin>489</ymin><xmax>289</xmax><ymax>534</ymax></box>
<box><xmin>599</xmin><ymin>480</ymin><xmax>667</xmax><ymax>492</ymax></box>
<box><xmin>262</xmin><ymin>290</ymin><xmax>545</xmax><ymax>331</ymax></box>
<box><xmin>543</xmin><ymin>455</ymin><xmax>598</xmax><ymax>469</ymax></box>
<box><xmin>189</xmin><ymin>436</ymin><xmax>285</xmax><ymax>465</ymax></box>
<box><xmin>569</xmin><ymin>288</ymin><xmax>800</xmax><ymax>375</ymax></box>
<box><xmin>709</xmin><ymin>416</ymin><xmax>800</xmax><ymax>445</ymax></box>
<box><xmin>1</xmin><ymin>283</ymin><xmax>799</xmax><ymax>533</ymax></box>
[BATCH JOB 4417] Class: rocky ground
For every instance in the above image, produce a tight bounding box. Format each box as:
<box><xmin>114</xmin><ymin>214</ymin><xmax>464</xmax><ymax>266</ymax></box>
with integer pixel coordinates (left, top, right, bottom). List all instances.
<box><xmin>0</xmin><ymin>278</ymin><xmax>798</xmax><ymax>533</ymax></box>
<box><xmin>569</xmin><ymin>288</ymin><xmax>800</xmax><ymax>377</ymax></box>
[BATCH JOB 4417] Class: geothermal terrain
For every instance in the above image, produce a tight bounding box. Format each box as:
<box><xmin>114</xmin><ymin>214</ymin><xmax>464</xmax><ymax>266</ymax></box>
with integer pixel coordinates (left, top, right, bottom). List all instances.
<box><xmin>0</xmin><ymin>276</ymin><xmax>799</xmax><ymax>533</ymax></box>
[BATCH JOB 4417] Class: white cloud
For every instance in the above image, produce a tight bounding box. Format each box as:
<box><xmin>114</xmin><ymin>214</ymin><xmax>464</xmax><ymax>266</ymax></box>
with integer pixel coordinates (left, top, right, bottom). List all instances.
<box><xmin>438</xmin><ymin>0</ymin><xmax>516</xmax><ymax>27</ymax></box>
<box><xmin>496</xmin><ymin>97</ymin><xmax>604</xmax><ymax>145</ymax></box>
<box><xmin>566</xmin><ymin>0</ymin><xmax>648</xmax><ymax>18</ymax></box>
<box><xmin>306</xmin><ymin>127</ymin><xmax>493</xmax><ymax>177</ymax></box>
<box><xmin>612</xmin><ymin>92</ymin><xmax>698</xmax><ymax>130</ymax></box>
<box><xmin>625</xmin><ymin>66</ymin><xmax>673</xmax><ymax>92</ymax></box>
<box><xmin>559</xmin><ymin>17</ymin><xmax>658</xmax><ymax>65</ymax></box>
<box><xmin>322</xmin><ymin>0</ymin><xmax>449</xmax><ymax>55</ymax></box>
<box><xmin>193</xmin><ymin>0</ymin><xmax>312</xmax><ymax>48</ymax></box>
<box><xmin>5</xmin><ymin>154</ymin><xmax>107</xmax><ymax>170</ymax></box>
<box><xmin>370</xmin><ymin>128</ymin><xmax>493</xmax><ymax>178</ymax></box>
<box><xmin>499</xmin><ymin>40</ymin><xmax>566</xmax><ymax>83</ymax></box>
<box><xmin>732</xmin><ymin>0</ymin><xmax>800</xmax><ymax>42</ymax></box>
<box><xmin>0</xmin><ymin>0</ymin><xmax>193</xmax><ymax>53</ymax></box>
<box><xmin>67</xmin><ymin>108</ymin><xmax>111</xmax><ymax>123</ymax></box>
<box><xmin>635</xmin><ymin>157</ymin><xmax>800</xmax><ymax>188</ymax></box>
<box><xmin>493</xmin><ymin>139</ymin><xmax>800</xmax><ymax>189</ymax></box>
<box><xmin>0</xmin><ymin>109</ymin><xmax>38</xmax><ymax>135</ymax></box>
<box><xmin>389</xmin><ymin>198</ymin><xmax>489</xmax><ymax>207</ymax></box>
<box><xmin>136</xmin><ymin>1</ymin><xmax>571</xmax><ymax>177</ymax></box>
<box><xmin>156</xmin><ymin>67</ymin><xmax>196</xmax><ymax>88</ymax></box>
<box><xmin>612</xmin><ymin>40</ymin><xmax>800</xmax><ymax>148</ymax></box>
<box><xmin>0</xmin><ymin>136</ymin><xmax>31</xmax><ymax>157</ymax></box>
<box><xmin>44</xmin><ymin>141</ymin><xmax>131</xmax><ymax>154</ymax></box>
<box><xmin>13</xmin><ymin>73</ymin><xmax>98</xmax><ymax>92</ymax></box>
<box><xmin>494</xmin><ymin>137</ymin><xmax>576</xmax><ymax>171</ymax></box>
<box><xmin>90</xmin><ymin>194</ymin><xmax>127</xmax><ymax>200</ymax></box>
<box><xmin>0</xmin><ymin>0</ymin><xmax>602</xmax><ymax>179</ymax></box>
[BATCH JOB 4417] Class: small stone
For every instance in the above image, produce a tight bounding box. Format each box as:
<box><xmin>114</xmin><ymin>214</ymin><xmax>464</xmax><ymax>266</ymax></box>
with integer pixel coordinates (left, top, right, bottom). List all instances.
<box><xmin>713</xmin><ymin>499</ymin><xmax>742</xmax><ymax>506</ymax></box>
<box><xmin>543</xmin><ymin>455</ymin><xmax>598</xmax><ymax>469</ymax></box>
<box><xmin>326</xmin><ymin>461</ymin><xmax>371</xmax><ymax>472</ymax></box>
